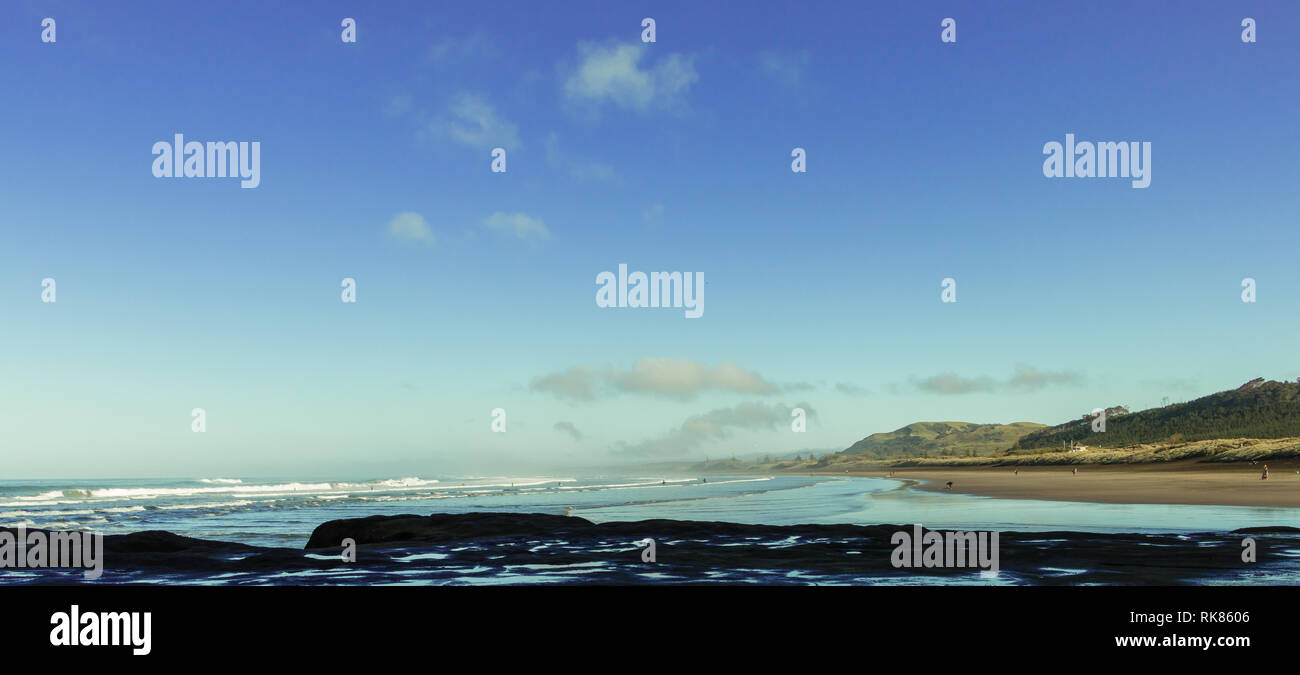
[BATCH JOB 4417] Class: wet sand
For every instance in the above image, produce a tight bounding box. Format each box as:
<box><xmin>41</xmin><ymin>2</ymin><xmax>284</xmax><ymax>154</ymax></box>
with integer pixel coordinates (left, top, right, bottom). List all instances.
<box><xmin>845</xmin><ymin>460</ymin><xmax>1300</xmax><ymax>508</ymax></box>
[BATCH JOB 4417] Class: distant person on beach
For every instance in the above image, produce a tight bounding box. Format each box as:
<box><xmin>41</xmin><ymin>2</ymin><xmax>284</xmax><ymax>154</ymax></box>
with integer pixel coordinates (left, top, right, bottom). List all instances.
<box><xmin>1014</xmin><ymin>470</ymin><xmax>1019</xmax><ymax>476</ymax></box>
<box><xmin>945</xmin><ymin>481</ymin><xmax>953</xmax><ymax>490</ymax></box>
<box><xmin>1262</xmin><ymin>464</ymin><xmax>1269</xmax><ymax>480</ymax></box>
<box><xmin>1072</xmin><ymin>468</ymin><xmax>1078</xmax><ymax>476</ymax></box>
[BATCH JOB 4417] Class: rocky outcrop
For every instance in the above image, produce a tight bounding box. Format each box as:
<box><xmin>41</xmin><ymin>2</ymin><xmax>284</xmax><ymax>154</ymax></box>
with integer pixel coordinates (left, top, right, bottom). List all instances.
<box><xmin>302</xmin><ymin>511</ymin><xmax>905</xmax><ymax>549</ymax></box>
<box><xmin>1</xmin><ymin>527</ymin><xmax>260</xmax><ymax>554</ymax></box>
<box><xmin>304</xmin><ymin>512</ymin><xmax>598</xmax><ymax>549</ymax></box>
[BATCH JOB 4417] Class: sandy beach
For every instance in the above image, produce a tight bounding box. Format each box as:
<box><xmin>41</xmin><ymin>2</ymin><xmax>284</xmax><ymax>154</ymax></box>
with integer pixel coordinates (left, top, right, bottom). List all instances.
<box><xmin>842</xmin><ymin>460</ymin><xmax>1300</xmax><ymax>508</ymax></box>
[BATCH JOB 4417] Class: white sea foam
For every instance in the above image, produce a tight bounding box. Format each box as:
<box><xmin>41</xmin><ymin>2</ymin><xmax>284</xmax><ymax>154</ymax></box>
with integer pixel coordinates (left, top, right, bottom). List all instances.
<box><xmin>155</xmin><ymin>500</ymin><xmax>254</xmax><ymax>511</ymax></box>
<box><xmin>10</xmin><ymin>478</ymin><xmax>448</xmax><ymax>503</ymax></box>
<box><xmin>0</xmin><ymin>509</ymin><xmax>93</xmax><ymax>518</ymax></box>
<box><xmin>371</xmin><ymin>477</ymin><xmax>440</xmax><ymax>488</ymax></box>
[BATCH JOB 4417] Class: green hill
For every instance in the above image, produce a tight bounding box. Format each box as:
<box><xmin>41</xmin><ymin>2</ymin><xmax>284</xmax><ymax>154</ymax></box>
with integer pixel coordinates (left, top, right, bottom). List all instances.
<box><xmin>842</xmin><ymin>421</ymin><xmax>1046</xmax><ymax>458</ymax></box>
<box><xmin>1009</xmin><ymin>378</ymin><xmax>1300</xmax><ymax>453</ymax></box>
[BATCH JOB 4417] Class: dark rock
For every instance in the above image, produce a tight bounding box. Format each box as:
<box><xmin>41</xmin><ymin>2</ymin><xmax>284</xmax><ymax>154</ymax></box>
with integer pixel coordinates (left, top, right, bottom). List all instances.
<box><xmin>304</xmin><ymin>512</ymin><xmax>598</xmax><ymax>549</ymax></box>
<box><xmin>303</xmin><ymin>511</ymin><xmax>911</xmax><ymax>549</ymax></box>
<box><xmin>1</xmin><ymin>527</ymin><xmax>259</xmax><ymax>554</ymax></box>
<box><xmin>1232</xmin><ymin>526</ymin><xmax>1300</xmax><ymax>534</ymax></box>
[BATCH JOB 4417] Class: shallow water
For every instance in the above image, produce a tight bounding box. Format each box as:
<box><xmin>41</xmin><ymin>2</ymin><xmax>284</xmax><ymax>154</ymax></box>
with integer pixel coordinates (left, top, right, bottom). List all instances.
<box><xmin>1</xmin><ymin>474</ymin><xmax>823</xmax><ymax>547</ymax></box>
<box><xmin>574</xmin><ymin>476</ymin><xmax>1300</xmax><ymax>534</ymax></box>
<box><xmin>2</xmin><ymin>474</ymin><xmax>1297</xmax><ymax>585</ymax></box>
<box><xmin>3</xmin><ymin>474</ymin><xmax>1297</xmax><ymax>549</ymax></box>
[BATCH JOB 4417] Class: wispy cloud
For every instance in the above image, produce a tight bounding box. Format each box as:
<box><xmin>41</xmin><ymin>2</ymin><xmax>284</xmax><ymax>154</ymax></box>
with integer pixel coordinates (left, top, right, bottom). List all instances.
<box><xmin>385</xmin><ymin>94</ymin><xmax>414</xmax><ymax>117</ymax></box>
<box><xmin>563</xmin><ymin>42</ymin><xmax>698</xmax><ymax>113</ymax></box>
<box><xmin>532</xmin><ymin>358</ymin><xmax>800</xmax><ymax>401</ymax></box>
<box><xmin>544</xmin><ymin>133</ymin><xmax>616</xmax><ymax>183</ymax></box>
<box><xmin>642</xmin><ymin>203</ymin><xmax>664</xmax><ymax>224</ymax></box>
<box><xmin>757</xmin><ymin>49</ymin><xmax>810</xmax><ymax>86</ymax></box>
<box><xmin>553</xmin><ymin>421</ymin><xmax>583</xmax><ymax>441</ymax></box>
<box><xmin>386</xmin><ymin>212</ymin><xmax>435</xmax><ymax>245</ymax></box>
<box><xmin>617</xmin><ymin>401</ymin><xmax>815</xmax><ymax>457</ymax></box>
<box><xmin>914</xmin><ymin>373</ymin><xmax>997</xmax><ymax>395</ymax></box>
<box><xmin>612</xmin><ymin>358</ymin><xmax>782</xmax><ymax>398</ymax></box>
<box><xmin>428</xmin><ymin>32</ymin><xmax>501</xmax><ymax>66</ymax></box>
<box><xmin>482</xmin><ymin>211</ymin><xmax>551</xmax><ymax>241</ymax></box>
<box><xmin>835</xmin><ymin>382</ymin><xmax>869</xmax><ymax>397</ymax></box>
<box><xmin>531</xmin><ymin>366</ymin><xmax>598</xmax><ymax>400</ymax></box>
<box><xmin>912</xmin><ymin>365</ymin><xmax>1082</xmax><ymax>395</ymax></box>
<box><xmin>1140</xmin><ymin>377</ymin><xmax>1200</xmax><ymax>393</ymax></box>
<box><xmin>1005</xmin><ymin>364</ymin><xmax>1083</xmax><ymax>391</ymax></box>
<box><xmin>423</xmin><ymin>92</ymin><xmax>520</xmax><ymax>150</ymax></box>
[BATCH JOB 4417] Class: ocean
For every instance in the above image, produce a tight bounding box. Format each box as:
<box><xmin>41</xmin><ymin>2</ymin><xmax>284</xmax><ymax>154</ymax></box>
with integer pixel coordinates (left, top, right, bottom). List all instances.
<box><xmin>2</xmin><ymin>474</ymin><xmax>1298</xmax><ymax>585</ymax></box>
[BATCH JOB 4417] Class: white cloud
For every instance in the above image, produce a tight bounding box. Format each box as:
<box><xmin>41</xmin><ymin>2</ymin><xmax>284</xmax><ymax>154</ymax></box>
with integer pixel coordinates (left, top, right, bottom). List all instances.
<box><xmin>912</xmin><ymin>365</ymin><xmax>1082</xmax><ymax>395</ymax></box>
<box><xmin>531</xmin><ymin>367</ymin><xmax>596</xmax><ymax>400</ymax></box>
<box><xmin>482</xmin><ymin>211</ymin><xmax>550</xmax><ymax>241</ymax></box>
<box><xmin>835</xmin><ymin>382</ymin><xmax>869</xmax><ymax>397</ymax></box>
<box><xmin>1005</xmin><ymin>364</ymin><xmax>1083</xmax><ymax>391</ymax></box>
<box><xmin>563</xmin><ymin>42</ymin><xmax>698</xmax><ymax>112</ymax></box>
<box><xmin>544</xmin><ymin>133</ymin><xmax>616</xmax><ymax>183</ymax></box>
<box><xmin>387</xmin><ymin>212</ymin><xmax>435</xmax><ymax>245</ymax></box>
<box><xmin>532</xmin><ymin>358</ymin><xmax>793</xmax><ymax>401</ymax></box>
<box><xmin>385</xmin><ymin>94</ymin><xmax>413</xmax><ymax>117</ymax></box>
<box><xmin>554</xmin><ymin>421</ymin><xmax>583</xmax><ymax>441</ymax></box>
<box><xmin>757</xmin><ymin>50</ymin><xmax>810</xmax><ymax>86</ymax></box>
<box><xmin>643</xmin><ymin>203</ymin><xmax>664</xmax><ymax>224</ymax></box>
<box><xmin>613</xmin><ymin>358</ymin><xmax>779</xmax><ymax>398</ymax></box>
<box><xmin>428</xmin><ymin>32</ymin><xmax>501</xmax><ymax>66</ymax></box>
<box><xmin>425</xmin><ymin>93</ymin><xmax>521</xmax><ymax>150</ymax></box>
<box><xmin>617</xmin><ymin>402</ymin><xmax>816</xmax><ymax>457</ymax></box>
<box><xmin>914</xmin><ymin>373</ymin><xmax>996</xmax><ymax>395</ymax></box>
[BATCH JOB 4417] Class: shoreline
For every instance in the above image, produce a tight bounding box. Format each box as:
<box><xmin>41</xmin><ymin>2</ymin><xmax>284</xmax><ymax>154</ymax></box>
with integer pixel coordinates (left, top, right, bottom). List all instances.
<box><xmin>804</xmin><ymin>460</ymin><xmax>1300</xmax><ymax>508</ymax></box>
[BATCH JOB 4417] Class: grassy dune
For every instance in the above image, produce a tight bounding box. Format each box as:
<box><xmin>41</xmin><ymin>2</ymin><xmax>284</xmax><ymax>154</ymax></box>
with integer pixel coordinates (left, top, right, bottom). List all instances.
<box><xmin>842</xmin><ymin>421</ymin><xmax>1045</xmax><ymax>458</ymax></box>
<box><xmin>695</xmin><ymin>437</ymin><xmax>1300</xmax><ymax>473</ymax></box>
<box><xmin>884</xmin><ymin>437</ymin><xmax>1300</xmax><ymax>467</ymax></box>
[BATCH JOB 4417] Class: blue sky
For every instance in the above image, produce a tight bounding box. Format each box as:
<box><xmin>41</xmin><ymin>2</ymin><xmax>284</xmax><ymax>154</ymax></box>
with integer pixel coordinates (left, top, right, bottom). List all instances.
<box><xmin>2</xmin><ymin>1</ymin><xmax>1298</xmax><ymax>478</ymax></box>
